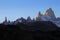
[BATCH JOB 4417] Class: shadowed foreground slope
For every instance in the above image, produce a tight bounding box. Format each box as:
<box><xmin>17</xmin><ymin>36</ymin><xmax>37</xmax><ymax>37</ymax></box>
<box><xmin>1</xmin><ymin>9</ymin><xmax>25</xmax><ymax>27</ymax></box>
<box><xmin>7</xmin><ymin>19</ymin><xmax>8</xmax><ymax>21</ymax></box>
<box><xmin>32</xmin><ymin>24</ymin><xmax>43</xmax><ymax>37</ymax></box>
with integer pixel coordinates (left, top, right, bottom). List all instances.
<box><xmin>0</xmin><ymin>21</ymin><xmax>60</xmax><ymax>40</ymax></box>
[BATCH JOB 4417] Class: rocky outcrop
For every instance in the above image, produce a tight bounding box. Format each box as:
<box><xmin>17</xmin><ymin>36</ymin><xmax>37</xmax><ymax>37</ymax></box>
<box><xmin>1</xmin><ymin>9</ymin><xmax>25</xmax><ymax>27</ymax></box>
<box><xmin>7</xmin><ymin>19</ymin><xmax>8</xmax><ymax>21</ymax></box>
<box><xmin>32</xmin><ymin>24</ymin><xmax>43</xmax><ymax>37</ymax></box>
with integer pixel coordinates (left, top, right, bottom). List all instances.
<box><xmin>36</xmin><ymin>11</ymin><xmax>42</xmax><ymax>21</ymax></box>
<box><xmin>27</xmin><ymin>16</ymin><xmax>32</xmax><ymax>22</ymax></box>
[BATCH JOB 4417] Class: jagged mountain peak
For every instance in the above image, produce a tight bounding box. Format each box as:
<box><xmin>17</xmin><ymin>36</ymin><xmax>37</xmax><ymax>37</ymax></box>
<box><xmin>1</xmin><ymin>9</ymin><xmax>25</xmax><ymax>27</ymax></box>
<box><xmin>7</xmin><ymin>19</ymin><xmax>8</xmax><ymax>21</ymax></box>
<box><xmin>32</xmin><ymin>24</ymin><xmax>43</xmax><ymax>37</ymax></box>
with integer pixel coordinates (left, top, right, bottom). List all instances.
<box><xmin>44</xmin><ymin>8</ymin><xmax>56</xmax><ymax>19</ymax></box>
<box><xmin>47</xmin><ymin>8</ymin><xmax>52</xmax><ymax>11</ymax></box>
<box><xmin>36</xmin><ymin>11</ymin><xmax>42</xmax><ymax>21</ymax></box>
<box><xmin>36</xmin><ymin>11</ymin><xmax>42</xmax><ymax>18</ymax></box>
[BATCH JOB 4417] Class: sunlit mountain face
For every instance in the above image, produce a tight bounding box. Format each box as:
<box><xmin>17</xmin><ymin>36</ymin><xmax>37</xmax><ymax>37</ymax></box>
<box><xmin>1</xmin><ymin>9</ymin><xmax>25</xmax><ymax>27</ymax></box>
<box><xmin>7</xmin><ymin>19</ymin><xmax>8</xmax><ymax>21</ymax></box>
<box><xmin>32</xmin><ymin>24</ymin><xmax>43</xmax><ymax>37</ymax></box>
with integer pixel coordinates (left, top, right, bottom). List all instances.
<box><xmin>44</xmin><ymin>8</ymin><xmax>56</xmax><ymax>19</ymax></box>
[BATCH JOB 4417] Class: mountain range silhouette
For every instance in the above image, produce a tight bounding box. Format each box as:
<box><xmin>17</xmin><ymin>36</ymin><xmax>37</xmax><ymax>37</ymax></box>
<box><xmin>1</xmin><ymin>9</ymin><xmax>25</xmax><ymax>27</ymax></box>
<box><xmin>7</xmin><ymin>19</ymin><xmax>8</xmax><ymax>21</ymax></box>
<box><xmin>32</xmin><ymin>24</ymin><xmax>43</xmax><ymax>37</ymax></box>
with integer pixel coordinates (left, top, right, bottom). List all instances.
<box><xmin>0</xmin><ymin>8</ymin><xmax>60</xmax><ymax>40</ymax></box>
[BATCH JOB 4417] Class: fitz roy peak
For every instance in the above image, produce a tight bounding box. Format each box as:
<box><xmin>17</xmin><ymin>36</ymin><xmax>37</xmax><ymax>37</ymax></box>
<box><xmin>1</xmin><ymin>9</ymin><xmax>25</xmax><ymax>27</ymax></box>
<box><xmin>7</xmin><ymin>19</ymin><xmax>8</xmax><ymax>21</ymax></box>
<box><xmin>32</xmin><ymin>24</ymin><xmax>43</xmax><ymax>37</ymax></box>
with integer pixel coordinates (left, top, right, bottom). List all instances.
<box><xmin>44</xmin><ymin>8</ymin><xmax>56</xmax><ymax>20</ymax></box>
<box><xmin>36</xmin><ymin>8</ymin><xmax>56</xmax><ymax>21</ymax></box>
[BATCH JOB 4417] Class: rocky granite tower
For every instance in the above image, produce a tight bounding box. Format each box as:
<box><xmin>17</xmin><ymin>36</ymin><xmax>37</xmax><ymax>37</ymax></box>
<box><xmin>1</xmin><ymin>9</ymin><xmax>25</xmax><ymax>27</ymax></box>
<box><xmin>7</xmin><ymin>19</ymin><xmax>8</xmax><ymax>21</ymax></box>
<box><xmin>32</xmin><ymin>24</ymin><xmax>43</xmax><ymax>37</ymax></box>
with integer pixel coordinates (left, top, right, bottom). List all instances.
<box><xmin>2</xmin><ymin>17</ymin><xmax>8</xmax><ymax>25</ymax></box>
<box><xmin>4</xmin><ymin>17</ymin><xmax>8</xmax><ymax>23</ymax></box>
<box><xmin>36</xmin><ymin>11</ymin><xmax>42</xmax><ymax>21</ymax></box>
<box><xmin>44</xmin><ymin>8</ymin><xmax>56</xmax><ymax>20</ymax></box>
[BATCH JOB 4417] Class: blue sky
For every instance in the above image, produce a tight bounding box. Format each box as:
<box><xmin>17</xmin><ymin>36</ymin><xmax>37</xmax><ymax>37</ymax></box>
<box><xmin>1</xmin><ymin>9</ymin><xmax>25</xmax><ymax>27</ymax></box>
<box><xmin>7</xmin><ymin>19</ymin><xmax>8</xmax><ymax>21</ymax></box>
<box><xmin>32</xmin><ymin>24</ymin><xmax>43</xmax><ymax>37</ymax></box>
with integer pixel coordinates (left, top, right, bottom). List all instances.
<box><xmin>0</xmin><ymin>0</ymin><xmax>60</xmax><ymax>22</ymax></box>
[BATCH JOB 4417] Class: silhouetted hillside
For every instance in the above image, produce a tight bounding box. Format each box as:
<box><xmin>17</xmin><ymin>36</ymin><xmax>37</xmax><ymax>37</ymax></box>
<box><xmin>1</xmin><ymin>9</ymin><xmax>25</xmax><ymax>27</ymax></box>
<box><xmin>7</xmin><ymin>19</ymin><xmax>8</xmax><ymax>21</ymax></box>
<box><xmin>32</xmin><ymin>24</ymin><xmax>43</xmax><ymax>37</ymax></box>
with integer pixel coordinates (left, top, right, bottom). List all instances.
<box><xmin>0</xmin><ymin>21</ymin><xmax>60</xmax><ymax>40</ymax></box>
<box><xmin>16</xmin><ymin>21</ymin><xmax>59</xmax><ymax>31</ymax></box>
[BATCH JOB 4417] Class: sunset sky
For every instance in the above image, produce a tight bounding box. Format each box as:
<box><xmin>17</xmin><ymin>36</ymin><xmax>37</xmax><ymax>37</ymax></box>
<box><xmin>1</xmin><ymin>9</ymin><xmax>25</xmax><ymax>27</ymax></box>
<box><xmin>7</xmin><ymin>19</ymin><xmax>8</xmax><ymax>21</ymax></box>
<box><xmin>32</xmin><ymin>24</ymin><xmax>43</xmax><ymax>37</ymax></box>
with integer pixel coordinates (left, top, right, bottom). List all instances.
<box><xmin>0</xmin><ymin>0</ymin><xmax>60</xmax><ymax>22</ymax></box>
